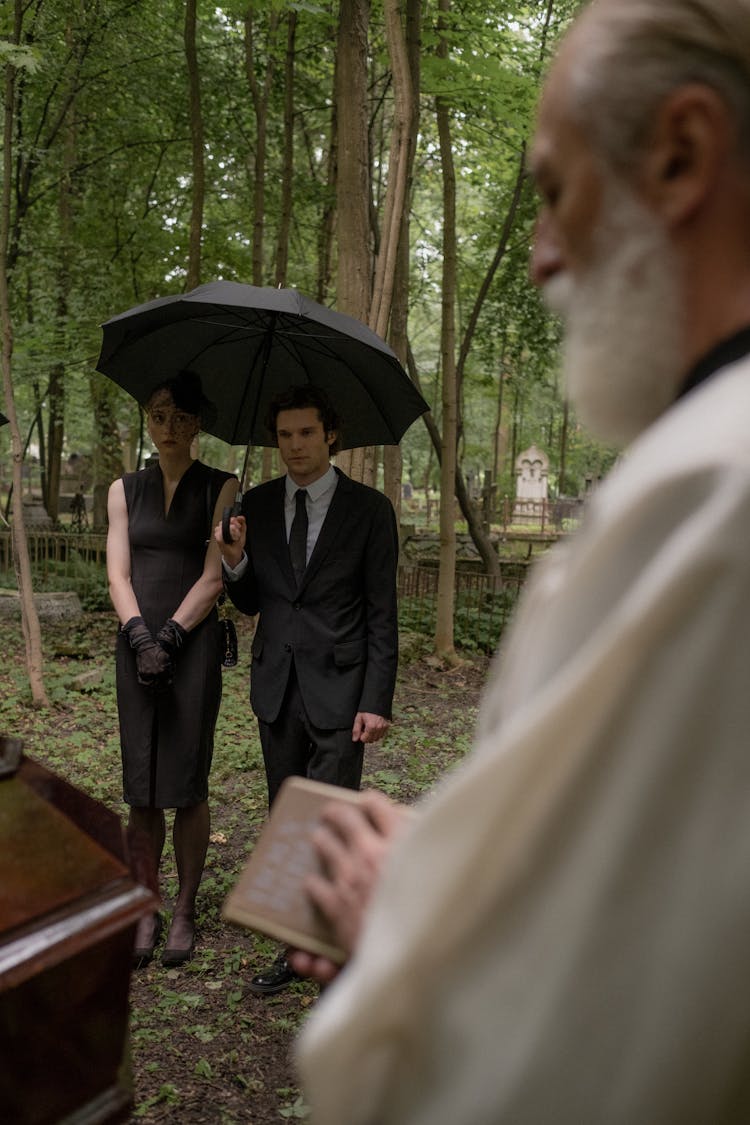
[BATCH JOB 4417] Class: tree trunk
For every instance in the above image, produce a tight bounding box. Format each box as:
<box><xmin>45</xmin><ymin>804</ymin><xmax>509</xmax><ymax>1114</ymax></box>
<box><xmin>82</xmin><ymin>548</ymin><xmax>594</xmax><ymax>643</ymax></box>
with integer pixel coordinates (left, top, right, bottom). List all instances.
<box><xmin>369</xmin><ymin>0</ymin><xmax>414</xmax><ymax>341</ymax></box>
<box><xmin>244</xmin><ymin>9</ymin><xmax>279</xmax><ymax>286</ymax></box>
<box><xmin>406</xmin><ymin>343</ymin><xmax>501</xmax><ymax>577</ymax></box>
<box><xmin>31</xmin><ymin>381</ymin><xmax>46</xmax><ymax>507</ymax></box>
<box><xmin>456</xmin><ymin>146</ymin><xmax>527</xmax><ymax>385</ymax></box>
<box><xmin>185</xmin><ymin>0</ymin><xmax>204</xmax><ymax>290</ymax></box>
<box><xmin>90</xmin><ymin>375</ymin><xmax>124</xmax><ymax>528</ymax></box>
<box><xmin>383</xmin><ymin>0</ymin><xmax>421</xmax><ymax>519</ymax></box>
<box><xmin>558</xmin><ymin>397</ymin><xmax>570</xmax><ymax>494</ymax></box>
<box><xmin>46</xmin><ymin>14</ymin><xmax>81</xmax><ymax>524</ymax></box>
<box><xmin>511</xmin><ymin>382</ymin><xmax>521</xmax><ymax>477</ymax></box>
<box><xmin>45</xmin><ymin>361</ymin><xmax>64</xmax><ymax>522</ymax></box>
<box><xmin>384</xmin><ymin>220</ymin><xmax>406</xmax><ymax>515</ymax></box>
<box><xmin>347</xmin><ymin>0</ymin><xmax>416</xmax><ymax>489</ymax></box>
<box><xmin>1</xmin><ymin>1</ymin><xmax>49</xmax><ymax>706</ymax></box>
<box><xmin>493</xmin><ymin>346</ymin><xmax>507</xmax><ymax>490</ymax></box>
<box><xmin>274</xmin><ymin>11</ymin><xmax>297</xmax><ymax>287</ymax></box>
<box><xmin>316</xmin><ymin>31</ymin><xmax>338</xmax><ymax>305</ymax></box>
<box><xmin>434</xmin><ymin>0</ymin><xmax>457</xmax><ymax>661</ymax></box>
<box><xmin>335</xmin><ymin>0</ymin><xmax>371</xmax><ymax>481</ymax></box>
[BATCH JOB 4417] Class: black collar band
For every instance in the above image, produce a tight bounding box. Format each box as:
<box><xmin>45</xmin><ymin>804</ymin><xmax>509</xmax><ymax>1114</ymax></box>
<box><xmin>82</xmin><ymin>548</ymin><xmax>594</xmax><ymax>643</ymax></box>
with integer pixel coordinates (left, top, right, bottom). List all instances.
<box><xmin>679</xmin><ymin>325</ymin><xmax>750</xmax><ymax>398</ymax></box>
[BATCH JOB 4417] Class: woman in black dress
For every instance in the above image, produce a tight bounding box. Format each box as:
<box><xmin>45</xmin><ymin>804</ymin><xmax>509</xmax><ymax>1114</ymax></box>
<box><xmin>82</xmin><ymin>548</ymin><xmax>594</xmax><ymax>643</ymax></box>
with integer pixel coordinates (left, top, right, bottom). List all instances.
<box><xmin>107</xmin><ymin>372</ymin><xmax>238</xmax><ymax>966</ymax></box>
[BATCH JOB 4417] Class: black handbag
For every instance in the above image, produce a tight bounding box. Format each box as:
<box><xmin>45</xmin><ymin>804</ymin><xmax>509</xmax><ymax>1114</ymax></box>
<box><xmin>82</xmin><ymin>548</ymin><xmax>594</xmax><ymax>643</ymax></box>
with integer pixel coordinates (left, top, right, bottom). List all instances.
<box><xmin>220</xmin><ymin>615</ymin><xmax>238</xmax><ymax>668</ymax></box>
<box><xmin>207</xmin><ymin>475</ymin><xmax>239</xmax><ymax>668</ymax></box>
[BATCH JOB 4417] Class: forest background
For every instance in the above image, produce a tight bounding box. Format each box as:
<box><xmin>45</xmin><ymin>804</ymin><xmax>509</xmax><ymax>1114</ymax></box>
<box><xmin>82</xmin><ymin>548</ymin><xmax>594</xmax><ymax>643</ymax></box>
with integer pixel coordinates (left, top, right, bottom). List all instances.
<box><xmin>1</xmin><ymin>4</ymin><xmax>620</xmax><ymax>1115</ymax></box>
<box><xmin>0</xmin><ymin>0</ymin><xmax>617</xmax><ymax>694</ymax></box>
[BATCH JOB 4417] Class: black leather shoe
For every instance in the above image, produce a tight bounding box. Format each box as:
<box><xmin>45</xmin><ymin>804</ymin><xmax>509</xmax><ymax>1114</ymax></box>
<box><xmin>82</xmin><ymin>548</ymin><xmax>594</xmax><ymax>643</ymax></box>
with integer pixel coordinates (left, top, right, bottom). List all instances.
<box><xmin>248</xmin><ymin>956</ymin><xmax>299</xmax><ymax>995</ymax></box>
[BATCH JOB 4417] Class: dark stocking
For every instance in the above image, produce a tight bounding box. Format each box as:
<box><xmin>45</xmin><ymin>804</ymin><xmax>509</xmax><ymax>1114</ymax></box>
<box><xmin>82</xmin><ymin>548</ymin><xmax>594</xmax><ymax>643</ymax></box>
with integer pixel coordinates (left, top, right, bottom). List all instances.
<box><xmin>166</xmin><ymin>800</ymin><xmax>210</xmax><ymax>950</ymax></box>
<box><xmin>129</xmin><ymin>806</ymin><xmax>166</xmax><ymax>947</ymax></box>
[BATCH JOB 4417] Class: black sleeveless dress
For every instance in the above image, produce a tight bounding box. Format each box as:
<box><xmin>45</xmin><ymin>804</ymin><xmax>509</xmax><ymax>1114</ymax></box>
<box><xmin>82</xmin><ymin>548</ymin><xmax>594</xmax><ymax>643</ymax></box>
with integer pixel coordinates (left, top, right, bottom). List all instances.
<box><xmin>115</xmin><ymin>460</ymin><xmax>236</xmax><ymax>808</ymax></box>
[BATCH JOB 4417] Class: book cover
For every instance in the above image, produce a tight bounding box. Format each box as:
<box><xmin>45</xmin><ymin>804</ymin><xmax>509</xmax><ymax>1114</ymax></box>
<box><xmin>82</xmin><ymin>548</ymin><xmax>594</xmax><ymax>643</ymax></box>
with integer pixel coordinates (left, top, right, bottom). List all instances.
<box><xmin>222</xmin><ymin>776</ymin><xmax>365</xmax><ymax>963</ymax></box>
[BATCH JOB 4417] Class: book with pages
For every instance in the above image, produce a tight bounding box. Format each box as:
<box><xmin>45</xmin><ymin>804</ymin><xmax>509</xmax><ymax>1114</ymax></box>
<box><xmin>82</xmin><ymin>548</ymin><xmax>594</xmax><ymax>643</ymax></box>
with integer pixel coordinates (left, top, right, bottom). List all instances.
<box><xmin>222</xmin><ymin>776</ymin><xmax>366</xmax><ymax>964</ymax></box>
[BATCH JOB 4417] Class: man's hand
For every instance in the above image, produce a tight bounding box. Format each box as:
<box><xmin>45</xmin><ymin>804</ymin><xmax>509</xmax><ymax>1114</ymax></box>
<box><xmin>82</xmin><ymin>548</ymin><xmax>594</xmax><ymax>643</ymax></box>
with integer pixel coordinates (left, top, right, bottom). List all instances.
<box><xmin>285</xmin><ymin>949</ymin><xmax>342</xmax><ymax>985</ymax></box>
<box><xmin>214</xmin><ymin>513</ymin><xmax>247</xmax><ymax>570</ymax></box>
<box><xmin>352</xmin><ymin>711</ymin><xmax>390</xmax><ymax>744</ymax></box>
<box><xmin>287</xmin><ymin>790</ymin><xmax>408</xmax><ymax>985</ymax></box>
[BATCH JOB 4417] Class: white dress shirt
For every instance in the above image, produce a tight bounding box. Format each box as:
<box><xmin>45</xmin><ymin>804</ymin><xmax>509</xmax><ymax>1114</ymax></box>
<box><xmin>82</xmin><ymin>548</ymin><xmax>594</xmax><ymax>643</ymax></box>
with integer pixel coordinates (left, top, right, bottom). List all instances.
<box><xmin>224</xmin><ymin>464</ymin><xmax>338</xmax><ymax>579</ymax></box>
<box><xmin>283</xmin><ymin>464</ymin><xmax>338</xmax><ymax>566</ymax></box>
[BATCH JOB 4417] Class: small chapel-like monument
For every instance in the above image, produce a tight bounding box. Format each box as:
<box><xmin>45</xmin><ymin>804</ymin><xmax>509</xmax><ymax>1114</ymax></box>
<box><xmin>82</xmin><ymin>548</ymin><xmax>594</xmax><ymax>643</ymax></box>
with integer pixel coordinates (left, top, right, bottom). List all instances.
<box><xmin>514</xmin><ymin>443</ymin><xmax>549</xmax><ymax>519</ymax></box>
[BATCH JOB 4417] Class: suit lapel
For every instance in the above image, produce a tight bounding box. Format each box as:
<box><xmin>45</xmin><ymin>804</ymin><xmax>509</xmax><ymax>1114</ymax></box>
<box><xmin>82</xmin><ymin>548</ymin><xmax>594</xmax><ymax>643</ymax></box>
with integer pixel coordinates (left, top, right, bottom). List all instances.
<box><xmin>256</xmin><ymin>477</ymin><xmax>296</xmax><ymax>587</ymax></box>
<box><xmin>299</xmin><ymin>469</ymin><xmax>353</xmax><ymax>590</ymax></box>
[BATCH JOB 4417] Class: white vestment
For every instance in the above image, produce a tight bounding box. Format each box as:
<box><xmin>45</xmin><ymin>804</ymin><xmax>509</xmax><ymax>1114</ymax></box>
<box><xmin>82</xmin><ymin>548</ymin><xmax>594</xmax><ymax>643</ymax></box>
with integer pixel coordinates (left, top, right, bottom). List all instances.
<box><xmin>297</xmin><ymin>356</ymin><xmax>750</xmax><ymax>1125</ymax></box>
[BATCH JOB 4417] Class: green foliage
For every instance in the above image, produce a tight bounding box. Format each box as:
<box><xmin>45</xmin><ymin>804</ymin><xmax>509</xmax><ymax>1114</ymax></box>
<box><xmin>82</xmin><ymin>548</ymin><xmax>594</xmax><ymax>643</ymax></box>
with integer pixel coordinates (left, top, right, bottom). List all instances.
<box><xmin>399</xmin><ymin>582</ymin><xmax>520</xmax><ymax>655</ymax></box>
<box><xmin>133</xmin><ymin>1084</ymin><xmax>180</xmax><ymax>1117</ymax></box>
<box><xmin>0</xmin><ymin>0</ymin><xmax>608</xmax><ymax>519</ymax></box>
<box><xmin>194</xmin><ymin>1058</ymin><xmax>213</xmax><ymax>1079</ymax></box>
<box><xmin>2</xmin><ymin>552</ymin><xmax>112</xmax><ymax>612</ymax></box>
<box><xmin>0</xmin><ymin>42</ymin><xmax>40</xmax><ymax>72</ymax></box>
<box><xmin>279</xmin><ymin>1093</ymin><xmax>312</xmax><ymax>1119</ymax></box>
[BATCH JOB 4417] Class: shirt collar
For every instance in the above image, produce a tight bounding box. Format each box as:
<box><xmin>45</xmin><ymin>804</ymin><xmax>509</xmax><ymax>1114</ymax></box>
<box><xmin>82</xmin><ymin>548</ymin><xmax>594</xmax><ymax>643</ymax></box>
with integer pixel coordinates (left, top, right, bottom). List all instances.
<box><xmin>679</xmin><ymin>325</ymin><xmax>750</xmax><ymax>399</ymax></box>
<box><xmin>284</xmin><ymin>463</ymin><xmax>337</xmax><ymax>502</ymax></box>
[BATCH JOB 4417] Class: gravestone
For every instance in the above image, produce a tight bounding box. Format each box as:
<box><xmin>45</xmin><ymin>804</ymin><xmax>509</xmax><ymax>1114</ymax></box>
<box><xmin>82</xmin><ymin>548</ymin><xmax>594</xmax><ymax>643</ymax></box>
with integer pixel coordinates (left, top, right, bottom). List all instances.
<box><xmin>22</xmin><ymin>501</ymin><xmax>53</xmax><ymax>530</ymax></box>
<box><xmin>0</xmin><ymin>590</ymin><xmax>83</xmax><ymax>621</ymax></box>
<box><xmin>514</xmin><ymin>444</ymin><xmax>549</xmax><ymax>520</ymax></box>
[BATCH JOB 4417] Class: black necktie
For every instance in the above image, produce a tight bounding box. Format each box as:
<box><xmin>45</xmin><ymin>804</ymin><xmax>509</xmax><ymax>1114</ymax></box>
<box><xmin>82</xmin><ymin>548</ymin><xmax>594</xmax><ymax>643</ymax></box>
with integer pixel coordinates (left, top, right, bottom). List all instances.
<box><xmin>289</xmin><ymin>488</ymin><xmax>308</xmax><ymax>583</ymax></box>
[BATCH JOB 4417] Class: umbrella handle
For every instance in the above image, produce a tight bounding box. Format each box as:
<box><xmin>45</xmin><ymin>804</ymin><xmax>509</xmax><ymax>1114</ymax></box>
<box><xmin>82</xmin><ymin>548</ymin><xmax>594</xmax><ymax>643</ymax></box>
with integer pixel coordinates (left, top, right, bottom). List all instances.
<box><xmin>222</xmin><ymin>501</ymin><xmax>242</xmax><ymax>544</ymax></box>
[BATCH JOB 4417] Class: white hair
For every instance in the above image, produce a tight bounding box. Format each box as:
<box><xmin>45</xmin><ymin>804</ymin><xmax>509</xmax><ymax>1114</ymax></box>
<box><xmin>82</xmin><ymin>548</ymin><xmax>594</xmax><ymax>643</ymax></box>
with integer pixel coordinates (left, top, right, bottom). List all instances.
<box><xmin>567</xmin><ymin>0</ymin><xmax>750</xmax><ymax>171</ymax></box>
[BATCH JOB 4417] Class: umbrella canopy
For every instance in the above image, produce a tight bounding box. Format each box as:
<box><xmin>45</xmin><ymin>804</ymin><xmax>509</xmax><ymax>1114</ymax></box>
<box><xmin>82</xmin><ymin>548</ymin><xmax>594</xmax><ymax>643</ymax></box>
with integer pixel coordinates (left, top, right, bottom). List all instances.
<box><xmin>96</xmin><ymin>282</ymin><xmax>429</xmax><ymax>450</ymax></box>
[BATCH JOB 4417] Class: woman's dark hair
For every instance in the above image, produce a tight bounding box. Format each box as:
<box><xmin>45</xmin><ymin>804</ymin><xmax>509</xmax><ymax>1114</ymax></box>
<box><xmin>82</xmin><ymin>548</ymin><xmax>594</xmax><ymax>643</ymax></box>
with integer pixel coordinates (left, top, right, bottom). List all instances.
<box><xmin>266</xmin><ymin>385</ymin><xmax>341</xmax><ymax>454</ymax></box>
<box><xmin>145</xmin><ymin>370</ymin><xmax>215</xmax><ymax>427</ymax></box>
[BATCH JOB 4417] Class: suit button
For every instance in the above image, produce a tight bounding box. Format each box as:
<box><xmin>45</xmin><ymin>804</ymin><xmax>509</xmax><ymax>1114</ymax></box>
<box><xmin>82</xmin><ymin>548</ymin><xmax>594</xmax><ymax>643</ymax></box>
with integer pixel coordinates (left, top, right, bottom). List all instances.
<box><xmin>284</xmin><ymin>643</ymin><xmax>292</xmax><ymax>652</ymax></box>
<box><xmin>293</xmin><ymin>602</ymin><xmax>301</xmax><ymax>610</ymax></box>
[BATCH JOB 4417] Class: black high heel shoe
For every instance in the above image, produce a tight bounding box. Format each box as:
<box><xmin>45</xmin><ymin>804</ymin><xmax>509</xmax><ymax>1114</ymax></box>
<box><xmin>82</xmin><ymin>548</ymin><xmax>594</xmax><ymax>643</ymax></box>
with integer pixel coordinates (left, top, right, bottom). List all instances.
<box><xmin>132</xmin><ymin>912</ymin><xmax>163</xmax><ymax>969</ymax></box>
<box><xmin>161</xmin><ymin>916</ymin><xmax>196</xmax><ymax>967</ymax></box>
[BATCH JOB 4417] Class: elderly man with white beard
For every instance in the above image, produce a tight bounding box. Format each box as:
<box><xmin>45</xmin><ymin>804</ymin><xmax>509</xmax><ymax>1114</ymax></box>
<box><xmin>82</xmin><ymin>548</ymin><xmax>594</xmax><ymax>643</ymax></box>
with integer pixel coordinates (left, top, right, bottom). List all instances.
<box><xmin>291</xmin><ymin>2</ymin><xmax>750</xmax><ymax>1122</ymax></box>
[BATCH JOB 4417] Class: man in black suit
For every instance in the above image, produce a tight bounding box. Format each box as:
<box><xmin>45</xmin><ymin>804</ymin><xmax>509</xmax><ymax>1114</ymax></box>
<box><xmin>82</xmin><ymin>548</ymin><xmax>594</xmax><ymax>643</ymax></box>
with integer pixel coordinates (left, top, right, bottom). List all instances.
<box><xmin>216</xmin><ymin>384</ymin><xmax>399</xmax><ymax>992</ymax></box>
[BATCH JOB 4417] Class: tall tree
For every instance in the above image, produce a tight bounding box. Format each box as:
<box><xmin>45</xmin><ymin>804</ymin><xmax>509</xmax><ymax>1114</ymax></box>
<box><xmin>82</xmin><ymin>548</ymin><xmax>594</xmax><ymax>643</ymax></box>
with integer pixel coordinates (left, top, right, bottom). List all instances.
<box><xmin>316</xmin><ymin>51</ymin><xmax>338</xmax><ymax>304</ymax></box>
<box><xmin>1</xmin><ymin>4</ymin><xmax>49</xmax><ymax>706</ymax></box>
<box><xmin>244</xmin><ymin>4</ymin><xmax>280</xmax><ymax>286</ymax></box>
<box><xmin>334</xmin><ymin>0</ymin><xmax>371</xmax><ymax>481</ymax></box>
<box><xmin>384</xmin><ymin>0</ymin><xmax>422</xmax><ymax>517</ymax></box>
<box><xmin>185</xmin><ymin>0</ymin><xmax>205</xmax><ymax>289</ymax></box>
<box><xmin>274</xmin><ymin>10</ymin><xmax>297</xmax><ymax>286</ymax></box>
<box><xmin>435</xmin><ymin>0</ymin><xmax>458</xmax><ymax>661</ymax></box>
<box><xmin>45</xmin><ymin>12</ymin><xmax>80</xmax><ymax>524</ymax></box>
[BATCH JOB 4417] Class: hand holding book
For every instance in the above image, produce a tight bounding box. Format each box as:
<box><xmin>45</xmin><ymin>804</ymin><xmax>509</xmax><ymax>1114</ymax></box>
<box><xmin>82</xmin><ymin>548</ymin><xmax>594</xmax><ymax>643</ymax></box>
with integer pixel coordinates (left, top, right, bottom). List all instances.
<box><xmin>222</xmin><ymin>778</ymin><xmax>410</xmax><ymax>972</ymax></box>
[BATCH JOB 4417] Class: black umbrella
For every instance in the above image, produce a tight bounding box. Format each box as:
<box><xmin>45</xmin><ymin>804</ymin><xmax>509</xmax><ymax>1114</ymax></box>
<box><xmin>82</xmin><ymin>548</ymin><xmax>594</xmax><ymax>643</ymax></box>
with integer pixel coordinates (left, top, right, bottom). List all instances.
<box><xmin>96</xmin><ymin>281</ymin><xmax>429</xmax><ymax>452</ymax></box>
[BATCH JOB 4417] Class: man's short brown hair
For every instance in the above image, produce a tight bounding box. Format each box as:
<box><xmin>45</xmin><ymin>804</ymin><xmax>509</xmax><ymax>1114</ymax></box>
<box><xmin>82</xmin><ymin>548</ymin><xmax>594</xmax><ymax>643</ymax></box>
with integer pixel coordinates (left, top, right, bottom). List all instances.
<box><xmin>266</xmin><ymin>385</ymin><xmax>341</xmax><ymax>454</ymax></box>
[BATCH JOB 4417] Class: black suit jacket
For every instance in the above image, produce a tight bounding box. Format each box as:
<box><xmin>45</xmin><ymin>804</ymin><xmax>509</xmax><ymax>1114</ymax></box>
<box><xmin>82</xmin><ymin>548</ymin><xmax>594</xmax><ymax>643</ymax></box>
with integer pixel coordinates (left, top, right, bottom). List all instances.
<box><xmin>226</xmin><ymin>467</ymin><xmax>399</xmax><ymax>730</ymax></box>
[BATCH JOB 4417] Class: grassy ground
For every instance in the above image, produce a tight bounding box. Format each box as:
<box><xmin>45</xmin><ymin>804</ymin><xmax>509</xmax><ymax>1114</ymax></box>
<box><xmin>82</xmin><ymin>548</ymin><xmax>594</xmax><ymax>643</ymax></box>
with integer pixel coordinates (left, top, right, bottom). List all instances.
<box><xmin>1</xmin><ymin>609</ymin><xmax>489</xmax><ymax>1123</ymax></box>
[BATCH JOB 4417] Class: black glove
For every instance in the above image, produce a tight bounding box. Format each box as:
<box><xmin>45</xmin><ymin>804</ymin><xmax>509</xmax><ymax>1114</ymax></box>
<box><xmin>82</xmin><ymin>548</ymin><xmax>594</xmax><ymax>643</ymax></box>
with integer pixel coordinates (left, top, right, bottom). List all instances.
<box><xmin>122</xmin><ymin>616</ymin><xmax>173</xmax><ymax>688</ymax></box>
<box><xmin>156</xmin><ymin>618</ymin><xmax>188</xmax><ymax>659</ymax></box>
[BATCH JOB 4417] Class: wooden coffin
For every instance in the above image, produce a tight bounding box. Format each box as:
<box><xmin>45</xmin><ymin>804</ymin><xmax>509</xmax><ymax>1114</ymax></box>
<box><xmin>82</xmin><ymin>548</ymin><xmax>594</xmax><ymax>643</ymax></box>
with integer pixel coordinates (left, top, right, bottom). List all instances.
<box><xmin>0</xmin><ymin>736</ymin><xmax>159</xmax><ymax>1124</ymax></box>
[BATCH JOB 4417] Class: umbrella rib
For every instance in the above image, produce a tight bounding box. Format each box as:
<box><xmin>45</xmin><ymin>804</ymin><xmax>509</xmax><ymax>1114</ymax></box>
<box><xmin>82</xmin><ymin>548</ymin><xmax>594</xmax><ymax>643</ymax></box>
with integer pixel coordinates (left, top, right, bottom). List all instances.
<box><xmin>276</xmin><ymin>330</ymin><xmax>403</xmax><ymax>444</ymax></box>
<box><xmin>230</xmin><ymin>312</ymin><xmax>278</xmax><ymax>449</ymax></box>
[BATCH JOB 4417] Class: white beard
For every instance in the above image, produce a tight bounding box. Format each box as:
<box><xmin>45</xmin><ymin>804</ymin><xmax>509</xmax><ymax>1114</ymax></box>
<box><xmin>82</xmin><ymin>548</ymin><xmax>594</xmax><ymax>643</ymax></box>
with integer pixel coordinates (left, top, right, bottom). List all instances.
<box><xmin>543</xmin><ymin>181</ymin><xmax>684</xmax><ymax>447</ymax></box>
